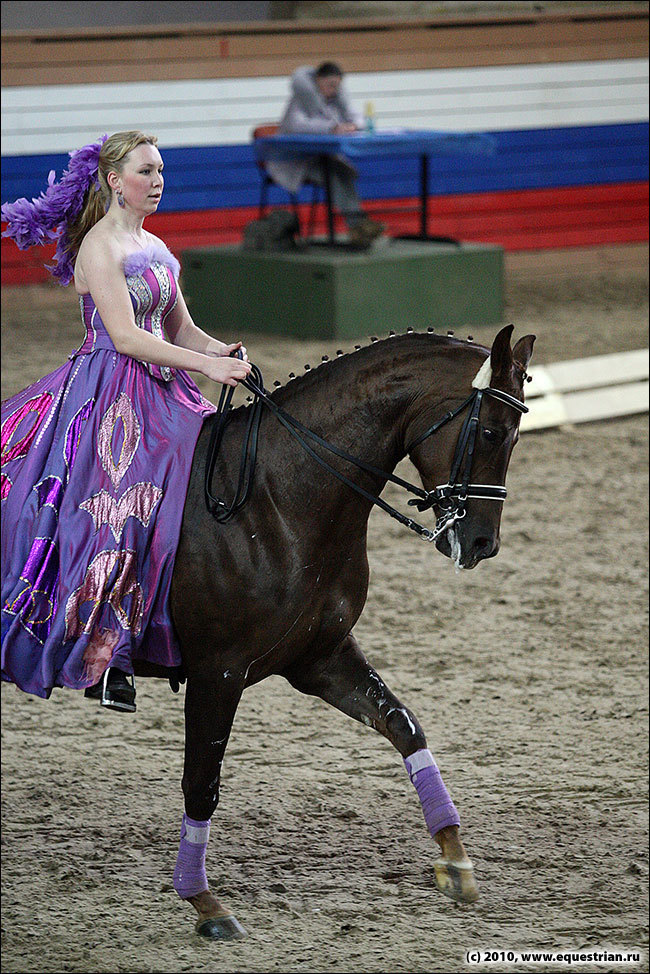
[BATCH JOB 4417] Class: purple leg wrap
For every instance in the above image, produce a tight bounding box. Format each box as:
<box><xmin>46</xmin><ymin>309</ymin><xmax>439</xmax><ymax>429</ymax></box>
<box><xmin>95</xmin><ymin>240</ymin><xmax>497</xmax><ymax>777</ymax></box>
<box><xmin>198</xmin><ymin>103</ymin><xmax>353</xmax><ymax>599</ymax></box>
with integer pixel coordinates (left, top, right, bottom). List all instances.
<box><xmin>173</xmin><ymin>814</ymin><xmax>211</xmax><ymax>899</ymax></box>
<box><xmin>404</xmin><ymin>748</ymin><xmax>461</xmax><ymax>836</ymax></box>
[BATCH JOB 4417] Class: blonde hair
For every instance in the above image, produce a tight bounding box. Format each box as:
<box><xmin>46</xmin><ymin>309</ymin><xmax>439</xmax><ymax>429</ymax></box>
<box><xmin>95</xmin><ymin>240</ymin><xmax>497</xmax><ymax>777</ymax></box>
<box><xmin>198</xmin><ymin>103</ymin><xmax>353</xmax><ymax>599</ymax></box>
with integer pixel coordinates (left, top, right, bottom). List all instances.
<box><xmin>63</xmin><ymin>130</ymin><xmax>159</xmax><ymax>265</ymax></box>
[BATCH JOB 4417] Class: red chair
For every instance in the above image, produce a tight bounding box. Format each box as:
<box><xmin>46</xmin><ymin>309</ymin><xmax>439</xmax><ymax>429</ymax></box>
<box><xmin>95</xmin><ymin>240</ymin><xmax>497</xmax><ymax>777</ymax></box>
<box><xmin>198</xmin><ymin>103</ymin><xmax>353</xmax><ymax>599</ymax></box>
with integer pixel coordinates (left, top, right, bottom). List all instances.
<box><xmin>252</xmin><ymin>124</ymin><xmax>321</xmax><ymax>237</ymax></box>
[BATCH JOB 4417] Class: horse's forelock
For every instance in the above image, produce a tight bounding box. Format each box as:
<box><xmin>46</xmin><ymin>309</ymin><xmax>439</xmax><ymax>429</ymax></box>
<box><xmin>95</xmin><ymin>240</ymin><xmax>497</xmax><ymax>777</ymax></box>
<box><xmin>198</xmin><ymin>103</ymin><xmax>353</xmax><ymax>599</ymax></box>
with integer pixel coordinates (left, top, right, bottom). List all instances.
<box><xmin>471</xmin><ymin>356</ymin><xmax>492</xmax><ymax>389</ymax></box>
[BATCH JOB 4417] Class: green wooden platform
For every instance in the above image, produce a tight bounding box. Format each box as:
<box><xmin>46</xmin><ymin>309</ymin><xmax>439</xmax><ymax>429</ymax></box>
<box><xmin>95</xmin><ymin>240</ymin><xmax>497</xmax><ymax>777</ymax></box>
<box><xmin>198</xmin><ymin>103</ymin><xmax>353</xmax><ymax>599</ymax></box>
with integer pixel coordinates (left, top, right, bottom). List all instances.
<box><xmin>181</xmin><ymin>240</ymin><xmax>503</xmax><ymax>340</ymax></box>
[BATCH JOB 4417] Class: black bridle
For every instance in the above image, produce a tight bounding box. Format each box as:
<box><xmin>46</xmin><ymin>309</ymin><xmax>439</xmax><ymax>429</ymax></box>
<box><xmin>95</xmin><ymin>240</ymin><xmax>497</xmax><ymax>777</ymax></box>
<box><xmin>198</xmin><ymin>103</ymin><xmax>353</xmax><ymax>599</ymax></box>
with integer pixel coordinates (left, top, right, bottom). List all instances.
<box><xmin>204</xmin><ymin>360</ymin><xmax>528</xmax><ymax>543</ymax></box>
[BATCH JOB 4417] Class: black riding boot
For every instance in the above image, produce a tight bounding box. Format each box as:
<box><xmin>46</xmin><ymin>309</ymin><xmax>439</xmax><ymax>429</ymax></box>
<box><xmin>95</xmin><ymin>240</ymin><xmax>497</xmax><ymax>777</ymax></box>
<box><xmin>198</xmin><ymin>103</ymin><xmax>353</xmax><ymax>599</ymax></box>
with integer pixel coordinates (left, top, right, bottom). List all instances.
<box><xmin>84</xmin><ymin>668</ymin><xmax>136</xmax><ymax>713</ymax></box>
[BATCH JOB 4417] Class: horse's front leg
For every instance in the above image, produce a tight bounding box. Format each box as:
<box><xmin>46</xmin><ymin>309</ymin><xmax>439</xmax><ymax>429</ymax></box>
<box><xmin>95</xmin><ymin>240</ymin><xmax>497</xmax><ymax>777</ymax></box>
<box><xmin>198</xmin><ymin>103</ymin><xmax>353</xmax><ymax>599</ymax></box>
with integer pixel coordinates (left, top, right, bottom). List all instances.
<box><xmin>175</xmin><ymin>675</ymin><xmax>247</xmax><ymax>940</ymax></box>
<box><xmin>284</xmin><ymin>633</ymin><xmax>478</xmax><ymax>904</ymax></box>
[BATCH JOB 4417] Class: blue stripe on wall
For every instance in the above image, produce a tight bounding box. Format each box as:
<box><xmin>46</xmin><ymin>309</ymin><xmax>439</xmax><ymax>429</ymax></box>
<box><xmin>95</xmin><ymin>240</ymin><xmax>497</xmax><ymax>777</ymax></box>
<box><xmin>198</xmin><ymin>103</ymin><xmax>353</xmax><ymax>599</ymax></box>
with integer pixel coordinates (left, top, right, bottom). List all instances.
<box><xmin>2</xmin><ymin>123</ymin><xmax>647</xmax><ymax>214</ymax></box>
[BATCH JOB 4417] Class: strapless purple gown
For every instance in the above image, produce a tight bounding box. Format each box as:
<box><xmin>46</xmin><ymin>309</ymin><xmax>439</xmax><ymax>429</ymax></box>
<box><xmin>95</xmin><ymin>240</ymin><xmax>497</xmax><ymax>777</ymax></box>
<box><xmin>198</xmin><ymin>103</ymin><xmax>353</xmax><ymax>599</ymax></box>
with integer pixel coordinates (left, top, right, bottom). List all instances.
<box><xmin>1</xmin><ymin>244</ymin><xmax>215</xmax><ymax>697</ymax></box>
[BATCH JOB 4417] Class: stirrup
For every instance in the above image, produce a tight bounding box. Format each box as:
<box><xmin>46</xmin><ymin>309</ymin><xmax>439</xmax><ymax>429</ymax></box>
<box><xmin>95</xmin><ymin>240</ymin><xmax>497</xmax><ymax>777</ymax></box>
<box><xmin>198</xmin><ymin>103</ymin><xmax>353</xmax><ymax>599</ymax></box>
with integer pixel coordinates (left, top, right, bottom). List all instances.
<box><xmin>84</xmin><ymin>668</ymin><xmax>136</xmax><ymax>713</ymax></box>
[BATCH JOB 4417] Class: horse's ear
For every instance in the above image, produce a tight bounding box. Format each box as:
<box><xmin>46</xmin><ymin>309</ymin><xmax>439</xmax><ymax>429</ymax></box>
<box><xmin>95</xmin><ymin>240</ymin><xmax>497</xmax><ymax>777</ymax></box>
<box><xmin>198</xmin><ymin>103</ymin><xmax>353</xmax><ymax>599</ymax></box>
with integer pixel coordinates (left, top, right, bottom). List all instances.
<box><xmin>513</xmin><ymin>334</ymin><xmax>536</xmax><ymax>371</ymax></box>
<box><xmin>489</xmin><ymin>324</ymin><xmax>515</xmax><ymax>382</ymax></box>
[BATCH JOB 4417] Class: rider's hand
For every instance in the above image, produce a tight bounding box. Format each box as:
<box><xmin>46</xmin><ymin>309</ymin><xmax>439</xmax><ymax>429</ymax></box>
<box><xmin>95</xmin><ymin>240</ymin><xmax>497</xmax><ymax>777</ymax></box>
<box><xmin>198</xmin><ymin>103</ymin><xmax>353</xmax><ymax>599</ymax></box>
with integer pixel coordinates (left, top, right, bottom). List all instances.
<box><xmin>221</xmin><ymin>340</ymin><xmax>249</xmax><ymax>362</ymax></box>
<box><xmin>207</xmin><ymin>340</ymin><xmax>249</xmax><ymax>362</ymax></box>
<box><xmin>204</xmin><ymin>354</ymin><xmax>251</xmax><ymax>387</ymax></box>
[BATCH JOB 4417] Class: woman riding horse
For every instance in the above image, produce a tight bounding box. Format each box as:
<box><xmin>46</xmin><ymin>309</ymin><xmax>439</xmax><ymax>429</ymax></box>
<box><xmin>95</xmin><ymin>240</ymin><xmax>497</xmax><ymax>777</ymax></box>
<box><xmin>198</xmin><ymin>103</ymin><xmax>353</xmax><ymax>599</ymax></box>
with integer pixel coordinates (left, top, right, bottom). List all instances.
<box><xmin>1</xmin><ymin>131</ymin><xmax>251</xmax><ymax>712</ymax></box>
<box><xmin>2</xmin><ymin>132</ymin><xmax>535</xmax><ymax>940</ymax></box>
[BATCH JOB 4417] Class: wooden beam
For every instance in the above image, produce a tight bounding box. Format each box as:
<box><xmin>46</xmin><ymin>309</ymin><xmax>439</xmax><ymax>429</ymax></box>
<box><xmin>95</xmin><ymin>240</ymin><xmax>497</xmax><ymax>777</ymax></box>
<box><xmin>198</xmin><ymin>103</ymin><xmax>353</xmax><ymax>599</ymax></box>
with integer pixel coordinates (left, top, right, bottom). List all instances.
<box><xmin>521</xmin><ymin>350</ymin><xmax>649</xmax><ymax>431</ymax></box>
<box><xmin>2</xmin><ymin>7</ymin><xmax>647</xmax><ymax>87</ymax></box>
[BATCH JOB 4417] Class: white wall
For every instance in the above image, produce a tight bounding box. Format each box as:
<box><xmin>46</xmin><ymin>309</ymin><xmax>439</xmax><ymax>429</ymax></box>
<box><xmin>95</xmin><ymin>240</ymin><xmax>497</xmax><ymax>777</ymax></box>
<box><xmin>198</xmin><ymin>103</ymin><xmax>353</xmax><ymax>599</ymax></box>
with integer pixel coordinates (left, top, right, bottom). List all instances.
<box><xmin>2</xmin><ymin>59</ymin><xmax>648</xmax><ymax>156</ymax></box>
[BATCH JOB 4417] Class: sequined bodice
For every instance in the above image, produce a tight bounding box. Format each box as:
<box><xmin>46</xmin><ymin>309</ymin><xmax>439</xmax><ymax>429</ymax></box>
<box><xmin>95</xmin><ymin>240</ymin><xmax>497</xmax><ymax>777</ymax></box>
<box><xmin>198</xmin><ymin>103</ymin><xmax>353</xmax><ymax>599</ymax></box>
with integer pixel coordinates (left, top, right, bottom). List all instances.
<box><xmin>74</xmin><ymin>256</ymin><xmax>179</xmax><ymax>382</ymax></box>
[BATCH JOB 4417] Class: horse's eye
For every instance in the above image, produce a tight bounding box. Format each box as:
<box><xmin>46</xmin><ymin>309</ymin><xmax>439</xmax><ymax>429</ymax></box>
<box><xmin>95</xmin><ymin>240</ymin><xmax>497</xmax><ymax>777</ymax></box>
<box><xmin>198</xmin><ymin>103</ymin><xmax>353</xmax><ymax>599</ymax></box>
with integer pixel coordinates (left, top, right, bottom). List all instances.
<box><xmin>482</xmin><ymin>428</ymin><xmax>497</xmax><ymax>442</ymax></box>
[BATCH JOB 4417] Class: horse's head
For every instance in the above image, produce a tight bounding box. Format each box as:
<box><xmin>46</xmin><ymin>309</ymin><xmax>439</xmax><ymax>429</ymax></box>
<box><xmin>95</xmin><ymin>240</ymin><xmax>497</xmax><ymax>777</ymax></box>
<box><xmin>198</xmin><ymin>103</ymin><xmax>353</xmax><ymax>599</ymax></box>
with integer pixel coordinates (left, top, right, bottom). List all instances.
<box><xmin>407</xmin><ymin>325</ymin><xmax>535</xmax><ymax>569</ymax></box>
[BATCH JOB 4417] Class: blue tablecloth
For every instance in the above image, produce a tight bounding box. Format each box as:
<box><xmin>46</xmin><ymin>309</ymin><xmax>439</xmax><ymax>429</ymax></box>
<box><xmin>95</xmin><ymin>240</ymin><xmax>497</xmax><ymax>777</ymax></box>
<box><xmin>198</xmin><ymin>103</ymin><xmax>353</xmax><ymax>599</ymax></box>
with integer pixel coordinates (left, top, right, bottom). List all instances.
<box><xmin>254</xmin><ymin>129</ymin><xmax>496</xmax><ymax>163</ymax></box>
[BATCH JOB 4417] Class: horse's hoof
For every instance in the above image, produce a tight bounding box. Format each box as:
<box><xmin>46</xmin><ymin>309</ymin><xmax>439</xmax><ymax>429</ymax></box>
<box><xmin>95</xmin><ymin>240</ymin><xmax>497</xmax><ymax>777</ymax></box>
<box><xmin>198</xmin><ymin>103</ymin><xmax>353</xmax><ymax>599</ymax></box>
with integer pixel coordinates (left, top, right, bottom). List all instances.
<box><xmin>196</xmin><ymin>914</ymin><xmax>247</xmax><ymax>941</ymax></box>
<box><xmin>434</xmin><ymin>858</ymin><xmax>479</xmax><ymax>904</ymax></box>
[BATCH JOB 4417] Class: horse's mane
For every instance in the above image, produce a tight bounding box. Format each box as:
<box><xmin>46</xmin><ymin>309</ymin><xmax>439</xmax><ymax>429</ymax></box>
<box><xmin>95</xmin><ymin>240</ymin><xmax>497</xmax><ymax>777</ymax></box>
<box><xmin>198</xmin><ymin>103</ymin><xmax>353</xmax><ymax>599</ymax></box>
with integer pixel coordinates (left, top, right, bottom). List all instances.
<box><xmin>236</xmin><ymin>330</ymin><xmax>490</xmax><ymax>416</ymax></box>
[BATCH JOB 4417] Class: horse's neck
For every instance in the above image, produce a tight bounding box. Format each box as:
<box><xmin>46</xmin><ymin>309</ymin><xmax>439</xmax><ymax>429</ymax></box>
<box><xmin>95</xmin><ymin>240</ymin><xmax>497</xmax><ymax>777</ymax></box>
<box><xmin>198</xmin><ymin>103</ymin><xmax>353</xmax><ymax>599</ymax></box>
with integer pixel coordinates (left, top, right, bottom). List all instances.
<box><xmin>271</xmin><ymin>348</ymin><xmax>413</xmax><ymax>473</ymax></box>
<box><xmin>205</xmin><ymin>336</ymin><xmax>479</xmax><ymax>538</ymax></box>
<box><xmin>262</xmin><ymin>336</ymin><xmax>477</xmax><ymax>484</ymax></box>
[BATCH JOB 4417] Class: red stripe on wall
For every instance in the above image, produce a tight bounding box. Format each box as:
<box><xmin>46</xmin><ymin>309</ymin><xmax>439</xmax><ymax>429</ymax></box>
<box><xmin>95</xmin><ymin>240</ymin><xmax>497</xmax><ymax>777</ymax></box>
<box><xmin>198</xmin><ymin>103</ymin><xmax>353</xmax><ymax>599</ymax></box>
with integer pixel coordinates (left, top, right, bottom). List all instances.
<box><xmin>2</xmin><ymin>182</ymin><xmax>647</xmax><ymax>287</ymax></box>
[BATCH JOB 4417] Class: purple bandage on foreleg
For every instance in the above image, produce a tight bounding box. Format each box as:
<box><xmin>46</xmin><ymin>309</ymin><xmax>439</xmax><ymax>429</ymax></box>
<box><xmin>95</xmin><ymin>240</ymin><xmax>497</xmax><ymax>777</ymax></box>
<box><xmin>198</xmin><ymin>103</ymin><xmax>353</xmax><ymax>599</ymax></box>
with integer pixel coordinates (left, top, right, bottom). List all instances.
<box><xmin>173</xmin><ymin>814</ymin><xmax>211</xmax><ymax>899</ymax></box>
<box><xmin>404</xmin><ymin>748</ymin><xmax>461</xmax><ymax>836</ymax></box>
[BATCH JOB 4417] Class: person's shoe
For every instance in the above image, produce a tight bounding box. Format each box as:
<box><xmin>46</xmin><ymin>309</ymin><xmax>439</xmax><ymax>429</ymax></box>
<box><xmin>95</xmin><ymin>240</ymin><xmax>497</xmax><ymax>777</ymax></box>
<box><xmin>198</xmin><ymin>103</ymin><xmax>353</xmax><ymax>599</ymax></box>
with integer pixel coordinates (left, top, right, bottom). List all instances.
<box><xmin>348</xmin><ymin>218</ymin><xmax>386</xmax><ymax>249</ymax></box>
<box><xmin>84</xmin><ymin>668</ymin><xmax>136</xmax><ymax>713</ymax></box>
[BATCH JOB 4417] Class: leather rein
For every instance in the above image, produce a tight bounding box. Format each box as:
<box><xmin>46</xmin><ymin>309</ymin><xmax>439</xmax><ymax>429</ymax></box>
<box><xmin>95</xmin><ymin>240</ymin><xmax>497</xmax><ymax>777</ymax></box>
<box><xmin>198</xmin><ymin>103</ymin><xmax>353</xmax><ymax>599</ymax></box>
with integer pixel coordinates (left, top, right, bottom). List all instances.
<box><xmin>204</xmin><ymin>359</ymin><xmax>528</xmax><ymax>543</ymax></box>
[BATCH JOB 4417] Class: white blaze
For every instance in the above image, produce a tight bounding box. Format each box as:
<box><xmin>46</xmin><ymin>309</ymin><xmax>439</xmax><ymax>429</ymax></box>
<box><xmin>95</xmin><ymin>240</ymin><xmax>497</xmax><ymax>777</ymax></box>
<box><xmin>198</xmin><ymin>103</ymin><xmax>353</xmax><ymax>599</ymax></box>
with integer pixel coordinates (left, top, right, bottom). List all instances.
<box><xmin>447</xmin><ymin>526</ymin><xmax>463</xmax><ymax>573</ymax></box>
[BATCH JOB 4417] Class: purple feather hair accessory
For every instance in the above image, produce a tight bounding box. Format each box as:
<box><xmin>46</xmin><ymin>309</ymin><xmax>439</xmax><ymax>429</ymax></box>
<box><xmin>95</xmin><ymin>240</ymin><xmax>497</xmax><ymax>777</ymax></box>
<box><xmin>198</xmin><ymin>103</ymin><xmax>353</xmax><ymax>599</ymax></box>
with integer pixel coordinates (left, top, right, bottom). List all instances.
<box><xmin>1</xmin><ymin>133</ymin><xmax>108</xmax><ymax>286</ymax></box>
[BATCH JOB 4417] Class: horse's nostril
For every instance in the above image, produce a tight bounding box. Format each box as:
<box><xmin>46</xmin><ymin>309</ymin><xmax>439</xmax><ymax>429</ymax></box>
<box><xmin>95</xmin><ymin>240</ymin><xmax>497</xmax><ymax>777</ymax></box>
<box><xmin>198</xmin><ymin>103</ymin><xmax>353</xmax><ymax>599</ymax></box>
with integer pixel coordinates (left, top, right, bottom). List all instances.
<box><xmin>476</xmin><ymin>536</ymin><xmax>498</xmax><ymax>559</ymax></box>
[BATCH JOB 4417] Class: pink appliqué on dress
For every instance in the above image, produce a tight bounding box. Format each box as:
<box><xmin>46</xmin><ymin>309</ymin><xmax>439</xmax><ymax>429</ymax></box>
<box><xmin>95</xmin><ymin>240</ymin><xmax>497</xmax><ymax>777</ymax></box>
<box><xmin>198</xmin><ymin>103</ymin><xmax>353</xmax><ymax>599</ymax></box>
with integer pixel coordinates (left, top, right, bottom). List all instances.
<box><xmin>82</xmin><ymin>627</ymin><xmax>121</xmax><ymax>685</ymax></box>
<box><xmin>0</xmin><ymin>474</ymin><xmax>12</xmax><ymax>501</ymax></box>
<box><xmin>1</xmin><ymin>392</ymin><xmax>54</xmax><ymax>466</ymax></box>
<box><xmin>97</xmin><ymin>392</ymin><xmax>141</xmax><ymax>489</ymax></box>
<box><xmin>65</xmin><ymin>548</ymin><xmax>144</xmax><ymax>641</ymax></box>
<box><xmin>80</xmin><ymin>482</ymin><xmax>163</xmax><ymax>543</ymax></box>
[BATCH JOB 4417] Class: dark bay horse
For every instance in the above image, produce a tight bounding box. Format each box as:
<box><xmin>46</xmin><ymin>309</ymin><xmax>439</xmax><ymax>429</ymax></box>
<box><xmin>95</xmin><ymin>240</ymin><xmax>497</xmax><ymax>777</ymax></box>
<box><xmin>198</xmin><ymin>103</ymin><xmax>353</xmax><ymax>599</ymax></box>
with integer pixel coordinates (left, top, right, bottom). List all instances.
<box><xmin>147</xmin><ymin>324</ymin><xmax>535</xmax><ymax>939</ymax></box>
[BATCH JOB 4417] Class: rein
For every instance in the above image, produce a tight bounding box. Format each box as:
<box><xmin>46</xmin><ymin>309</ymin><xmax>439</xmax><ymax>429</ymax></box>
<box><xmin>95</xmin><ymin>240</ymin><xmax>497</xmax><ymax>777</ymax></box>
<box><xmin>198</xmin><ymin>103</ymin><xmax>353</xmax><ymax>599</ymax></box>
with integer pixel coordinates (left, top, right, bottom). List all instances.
<box><xmin>204</xmin><ymin>359</ymin><xmax>528</xmax><ymax>543</ymax></box>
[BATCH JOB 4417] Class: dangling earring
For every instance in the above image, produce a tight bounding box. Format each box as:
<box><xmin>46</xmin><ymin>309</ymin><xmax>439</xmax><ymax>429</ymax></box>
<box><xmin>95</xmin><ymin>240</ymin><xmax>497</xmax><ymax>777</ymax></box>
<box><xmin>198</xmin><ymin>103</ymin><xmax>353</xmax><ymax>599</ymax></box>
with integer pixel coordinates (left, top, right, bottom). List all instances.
<box><xmin>117</xmin><ymin>189</ymin><xmax>125</xmax><ymax>208</ymax></box>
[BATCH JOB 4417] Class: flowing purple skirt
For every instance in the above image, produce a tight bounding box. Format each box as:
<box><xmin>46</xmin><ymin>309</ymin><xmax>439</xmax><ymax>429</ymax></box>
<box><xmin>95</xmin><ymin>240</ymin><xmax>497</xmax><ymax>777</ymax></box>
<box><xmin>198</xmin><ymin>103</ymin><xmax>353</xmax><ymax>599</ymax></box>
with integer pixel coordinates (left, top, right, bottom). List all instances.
<box><xmin>1</xmin><ymin>342</ymin><xmax>215</xmax><ymax>698</ymax></box>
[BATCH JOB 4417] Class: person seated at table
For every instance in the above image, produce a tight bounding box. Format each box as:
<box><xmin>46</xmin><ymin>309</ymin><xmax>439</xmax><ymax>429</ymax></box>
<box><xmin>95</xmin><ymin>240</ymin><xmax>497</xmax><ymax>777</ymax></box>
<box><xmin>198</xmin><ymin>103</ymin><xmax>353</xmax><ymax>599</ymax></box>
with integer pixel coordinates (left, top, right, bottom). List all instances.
<box><xmin>266</xmin><ymin>61</ymin><xmax>385</xmax><ymax>248</ymax></box>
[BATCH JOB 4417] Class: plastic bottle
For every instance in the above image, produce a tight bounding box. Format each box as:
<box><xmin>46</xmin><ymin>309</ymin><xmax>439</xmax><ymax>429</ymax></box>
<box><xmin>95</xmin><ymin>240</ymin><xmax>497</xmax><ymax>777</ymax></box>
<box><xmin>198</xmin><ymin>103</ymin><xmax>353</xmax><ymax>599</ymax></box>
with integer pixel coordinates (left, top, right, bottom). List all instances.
<box><xmin>364</xmin><ymin>101</ymin><xmax>375</xmax><ymax>133</ymax></box>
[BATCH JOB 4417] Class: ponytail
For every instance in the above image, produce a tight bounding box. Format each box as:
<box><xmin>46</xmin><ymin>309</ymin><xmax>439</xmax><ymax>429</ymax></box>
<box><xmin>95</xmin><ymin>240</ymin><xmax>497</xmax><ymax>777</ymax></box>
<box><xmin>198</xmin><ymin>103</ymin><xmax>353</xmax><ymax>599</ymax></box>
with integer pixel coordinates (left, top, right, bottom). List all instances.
<box><xmin>57</xmin><ymin>182</ymin><xmax>108</xmax><ymax>282</ymax></box>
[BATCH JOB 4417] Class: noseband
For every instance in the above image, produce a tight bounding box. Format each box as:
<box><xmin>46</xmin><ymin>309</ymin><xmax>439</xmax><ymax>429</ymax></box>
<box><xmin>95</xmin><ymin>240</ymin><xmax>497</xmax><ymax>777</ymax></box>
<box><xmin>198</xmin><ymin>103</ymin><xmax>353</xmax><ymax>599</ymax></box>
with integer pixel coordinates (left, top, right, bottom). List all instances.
<box><xmin>205</xmin><ymin>361</ymin><xmax>527</xmax><ymax>543</ymax></box>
